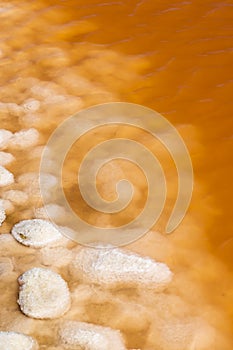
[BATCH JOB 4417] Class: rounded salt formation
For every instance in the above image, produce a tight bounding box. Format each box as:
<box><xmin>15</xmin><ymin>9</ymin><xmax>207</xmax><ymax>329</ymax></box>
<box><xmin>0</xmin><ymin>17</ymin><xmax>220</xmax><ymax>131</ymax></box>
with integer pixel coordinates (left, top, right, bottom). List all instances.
<box><xmin>0</xmin><ymin>129</ymin><xmax>12</xmax><ymax>149</ymax></box>
<box><xmin>0</xmin><ymin>331</ymin><xmax>38</xmax><ymax>350</ymax></box>
<box><xmin>0</xmin><ymin>205</ymin><xmax>6</xmax><ymax>226</ymax></box>
<box><xmin>0</xmin><ymin>165</ymin><xmax>14</xmax><ymax>186</ymax></box>
<box><xmin>59</xmin><ymin>321</ymin><xmax>126</xmax><ymax>350</ymax></box>
<box><xmin>11</xmin><ymin>219</ymin><xmax>62</xmax><ymax>248</ymax></box>
<box><xmin>18</xmin><ymin>267</ymin><xmax>71</xmax><ymax>319</ymax></box>
<box><xmin>0</xmin><ymin>151</ymin><xmax>15</xmax><ymax>165</ymax></box>
<box><xmin>8</xmin><ymin>128</ymin><xmax>40</xmax><ymax>149</ymax></box>
<box><xmin>71</xmin><ymin>247</ymin><xmax>172</xmax><ymax>290</ymax></box>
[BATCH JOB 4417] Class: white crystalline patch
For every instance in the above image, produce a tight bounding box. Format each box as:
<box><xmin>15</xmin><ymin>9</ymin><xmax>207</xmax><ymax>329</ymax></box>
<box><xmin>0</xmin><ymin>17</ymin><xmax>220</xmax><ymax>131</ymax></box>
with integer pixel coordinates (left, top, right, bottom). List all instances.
<box><xmin>18</xmin><ymin>267</ymin><xmax>71</xmax><ymax>319</ymax></box>
<box><xmin>59</xmin><ymin>321</ymin><xmax>126</xmax><ymax>350</ymax></box>
<box><xmin>0</xmin><ymin>129</ymin><xmax>13</xmax><ymax>149</ymax></box>
<box><xmin>22</xmin><ymin>99</ymin><xmax>40</xmax><ymax>112</ymax></box>
<box><xmin>11</xmin><ymin>219</ymin><xmax>62</xmax><ymax>248</ymax></box>
<box><xmin>0</xmin><ymin>151</ymin><xmax>15</xmax><ymax>165</ymax></box>
<box><xmin>0</xmin><ymin>165</ymin><xmax>14</xmax><ymax>186</ymax></box>
<box><xmin>71</xmin><ymin>247</ymin><xmax>172</xmax><ymax>289</ymax></box>
<box><xmin>0</xmin><ymin>204</ymin><xmax>6</xmax><ymax>225</ymax></box>
<box><xmin>0</xmin><ymin>331</ymin><xmax>38</xmax><ymax>350</ymax></box>
<box><xmin>3</xmin><ymin>190</ymin><xmax>28</xmax><ymax>205</ymax></box>
<box><xmin>8</xmin><ymin>128</ymin><xmax>40</xmax><ymax>149</ymax></box>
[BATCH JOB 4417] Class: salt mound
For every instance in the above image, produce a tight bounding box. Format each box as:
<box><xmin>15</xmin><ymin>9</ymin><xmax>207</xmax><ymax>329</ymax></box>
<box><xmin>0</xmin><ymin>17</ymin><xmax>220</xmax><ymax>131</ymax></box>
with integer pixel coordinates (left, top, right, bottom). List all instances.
<box><xmin>0</xmin><ymin>151</ymin><xmax>15</xmax><ymax>165</ymax></box>
<box><xmin>59</xmin><ymin>321</ymin><xmax>126</xmax><ymax>350</ymax></box>
<box><xmin>0</xmin><ymin>129</ymin><xmax>12</xmax><ymax>149</ymax></box>
<box><xmin>0</xmin><ymin>331</ymin><xmax>38</xmax><ymax>350</ymax></box>
<box><xmin>11</xmin><ymin>219</ymin><xmax>62</xmax><ymax>248</ymax></box>
<box><xmin>0</xmin><ymin>204</ymin><xmax>6</xmax><ymax>225</ymax></box>
<box><xmin>18</xmin><ymin>267</ymin><xmax>71</xmax><ymax>319</ymax></box>
<box><xmin>8</xmin><ymin>128</ymin><xmax>40</xmax><ymax>149</ymax></box>
<box><xmin>0</xmin><ymin>165</ymin><xmax>14</xmax><ymax>186</ymax></box>
<box><xmin>71</xmin><ymin>247</ymin><xmax>172</xmax><ymax>289</ymax></box>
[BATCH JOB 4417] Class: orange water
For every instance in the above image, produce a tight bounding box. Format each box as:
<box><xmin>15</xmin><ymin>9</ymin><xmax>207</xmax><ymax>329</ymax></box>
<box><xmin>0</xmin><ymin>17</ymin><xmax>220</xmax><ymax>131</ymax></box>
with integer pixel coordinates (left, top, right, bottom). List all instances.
<box><xmin>0</xmin><ymin>0</ymin><xmax>233</xmax><ymax>349</ymax></box>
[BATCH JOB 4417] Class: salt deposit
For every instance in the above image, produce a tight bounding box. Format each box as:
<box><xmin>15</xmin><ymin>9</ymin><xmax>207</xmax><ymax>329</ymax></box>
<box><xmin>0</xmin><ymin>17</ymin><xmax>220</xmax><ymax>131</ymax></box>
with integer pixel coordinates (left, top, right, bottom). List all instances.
<box><xmin>18</xmin><ymin>267</ymin><xmax>71</xmax><ymax>319</ymax></box>
<box><xmin>71</xmin><ymin>247</ymin><xmax>172</xmax><ymax>289</ymax></box>
<box><xmin>0</xmin><ymin>151</ymin><xmax>15</xmax><ymax>165</ymax></box>
<box><xmin>11</xmin><ymin>219</ymin><xmax>62</xmax><ymax>248</ymax></box>
<box><xmin>59</xmin><ymin>321</ymin><xmax>127</xmax><ymax>350</ymax></box>
<box><xmin>0</xmin><ymin>165</ymin><xmax>14</xmax><ymax>186</ymax></box>
<box><xmin>0</xmin><ymin>331</ymin><xmax>38</xmax><ymax>350</ymax></box>
<box><xmin>3</xmin><ymin>190</ymin><xmax>28</xmax><ymax>205</ymax></box>
<box><xmin>8</xmin><ymin>128</ymin><xmax>40</xmax><ymax>149</ymax></box>
<box><xmin>0</xmin><ymin>129</ymin><xmax>12</xmax><ymax>149</ymax></box>
<box><xmin>0</xmin><ymin>204</ymin><xmax>6</xmax><ymax>225</ymax></box>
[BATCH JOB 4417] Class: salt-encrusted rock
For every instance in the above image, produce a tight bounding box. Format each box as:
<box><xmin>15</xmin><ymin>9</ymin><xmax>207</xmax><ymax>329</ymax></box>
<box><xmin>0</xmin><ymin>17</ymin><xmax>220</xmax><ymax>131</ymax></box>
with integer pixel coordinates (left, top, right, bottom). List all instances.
<box><xmin>0</xmin><ymin>165</ymin><xmax>14</xmax><ymax>186</ymax></box>
<box><xmin>0</xmin><ymin>129</ymin><xmax>12</xmax><ymax>149</ymax></box>
<box><xmin>0</xmin><ymin>331</ymin><xmax>38</xmax><ymax>350</ymax></box>
<box><xmin>8</xmin><ymin>128</ymin><xmax>39</xmax><ymax>149</ymax></box>
<box><xmin>71</xmin><ymin>247</ymin><xmax>172</xmax><ymax>290</ymax></box>
<box><xmin>18</xmin><ymin>267</ymin><xmax>71</xmax><ymax>319</ymax></box>
<box><xmin>0</xmin><ymin>204</ymin><xmax>6</xmax><ymax>225</ymax></box>
<box><xmin>3</xmin><ymin>190</ymin><xmax>28</xmax><ymax>205</ymax></box>
<box><xmin>0</xmin><ymin>151</ymin><xmax>15</xmax><ymax>165</ymax></box>
<box><xmin>11</xmin><ymin>219</ymin><xmax>62</xmax><ymax>248</ymax></box>
<box><xmin>59</xmin><ymin>321</ymin><xmax>126</xmax><ymax>350</ymax></box>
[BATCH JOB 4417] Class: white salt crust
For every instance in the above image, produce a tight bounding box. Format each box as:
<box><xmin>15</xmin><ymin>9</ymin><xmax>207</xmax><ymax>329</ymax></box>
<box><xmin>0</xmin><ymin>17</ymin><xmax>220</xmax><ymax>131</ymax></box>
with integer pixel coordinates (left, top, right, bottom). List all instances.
<box><xmin>0</xmin><ymin>165</ymin><xmax>14</xmax><ymax>186</ymax></box>
<box><xmin>0</xmin><ymin>331</ymin><xmax>38</xmax><ymax>350</ymax></box>
<box><xmin>0</xmin><ymin>151</ymin><xmax>15</xmax><ymax>165</ymax></box>
<box><xmin>18</xmin><ymin>267</ymin><xmax>71</xmax><ymax>319</ymax></box>
<box><xmin>71</xmin><ymin>247</ymin><xmax>173</xmax><ymax>289</ymax></box>
<box><xmin>11</xmin><ymin>219</ymin><xmax>62</xmax><ymax>248</ymax></box>
<box><xmin>59</xmin><ymin>321</ymin><xmax>127</xmax><ymax>350</ymax></box>
<box><xmin>0</xmin><ymin>204</ymin><xmax>6</xmax><ymax>225</ymax></box>
<box><xmin>8</xmin><ymin>128</ymin><xmax>40</xmax><ymax>149</ymax></box>
<box><xmin>0</xmin><ymin>129</ymin><xmax>12</xmax><ymax>149</ymax></box>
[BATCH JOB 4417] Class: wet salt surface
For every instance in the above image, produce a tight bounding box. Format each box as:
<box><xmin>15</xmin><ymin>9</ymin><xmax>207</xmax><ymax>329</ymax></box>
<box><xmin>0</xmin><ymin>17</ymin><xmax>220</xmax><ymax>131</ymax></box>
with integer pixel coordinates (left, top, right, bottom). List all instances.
<box><xmin>0</xmin><ymin>0</ymin><xmax>232</xmax><ymax>349</ymax></box>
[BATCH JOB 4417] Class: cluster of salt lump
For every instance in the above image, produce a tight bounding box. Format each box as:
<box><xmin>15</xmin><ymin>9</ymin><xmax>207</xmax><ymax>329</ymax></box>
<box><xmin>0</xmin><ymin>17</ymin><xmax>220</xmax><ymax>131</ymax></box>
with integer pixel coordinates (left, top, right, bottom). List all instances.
<box><xmin>18</xmin><ymin>267</ymin><xmax>71</xmax><ymax>319</ymax></box>
<box><xmin>59</xmin><ymin>321</ymin><xmax>127</xmax><ymax>350</ymax></box>
<box><xmin>71</xmin><ymin>247</ymin><xmax>172</xmax><ymax>289</ymax></box>
<box><xmin>0</xmin><ymin>331</ymin><xmax>38</xmax><ymax>350</ymax></box>
<box><xmin>11</xmin><ymin>219</ymin><xmax>62</xmax><ymax>247</ymax></box>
